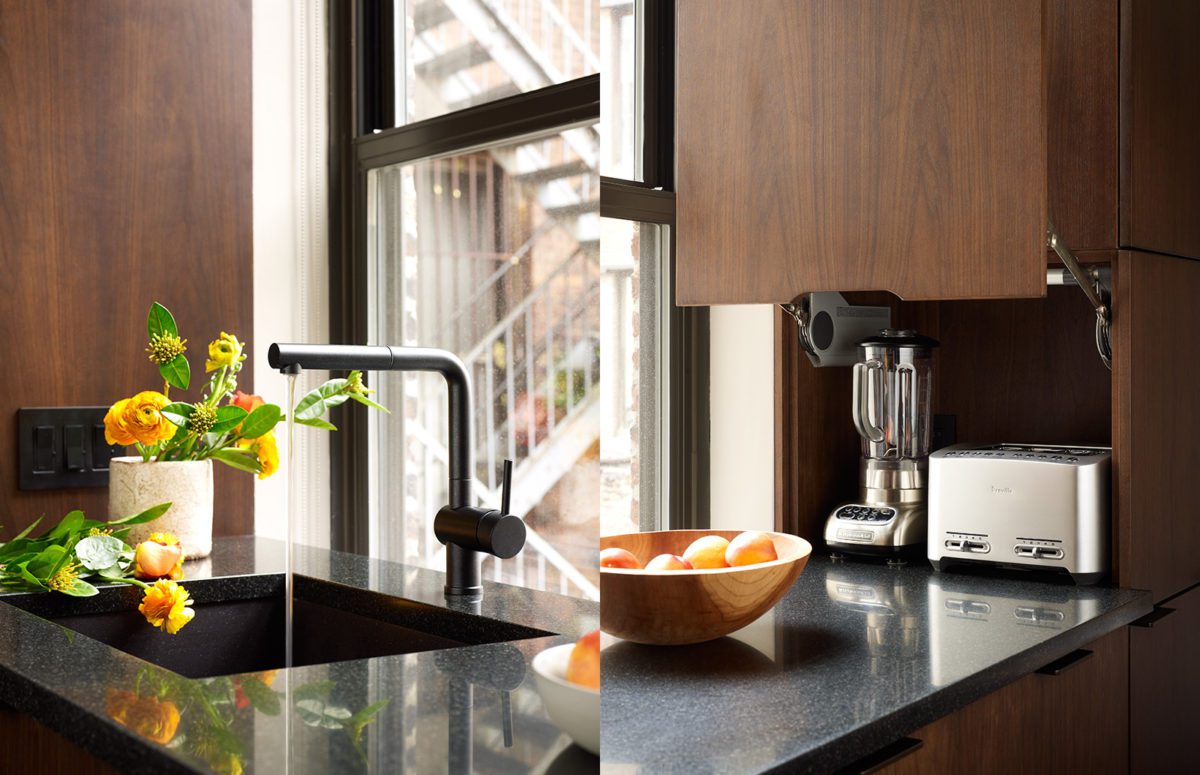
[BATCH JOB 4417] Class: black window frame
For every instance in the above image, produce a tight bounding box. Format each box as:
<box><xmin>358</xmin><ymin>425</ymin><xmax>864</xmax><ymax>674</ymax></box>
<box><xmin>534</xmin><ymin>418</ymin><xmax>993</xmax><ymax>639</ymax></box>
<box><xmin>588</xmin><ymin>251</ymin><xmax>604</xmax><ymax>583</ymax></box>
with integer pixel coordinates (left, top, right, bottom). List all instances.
<box><xmin>329</xmin><ymin>0</ymin><xmax>705</xmax><ymax>553</ymax></box>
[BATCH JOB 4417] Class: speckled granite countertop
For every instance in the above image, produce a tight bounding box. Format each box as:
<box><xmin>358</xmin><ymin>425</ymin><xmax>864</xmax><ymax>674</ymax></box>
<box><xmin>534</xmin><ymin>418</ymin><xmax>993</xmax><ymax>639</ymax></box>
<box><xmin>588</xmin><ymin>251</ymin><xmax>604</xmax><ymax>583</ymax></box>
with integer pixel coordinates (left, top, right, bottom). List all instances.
<box><xmin>0</xmin><ymin>536</ymin><xmax>599</xmax><ymax>774</ymax></box>
<box><xmin>600</xmin><ymin>554</ymin><xmax>1152</xmax><ymax>774</ymax></box>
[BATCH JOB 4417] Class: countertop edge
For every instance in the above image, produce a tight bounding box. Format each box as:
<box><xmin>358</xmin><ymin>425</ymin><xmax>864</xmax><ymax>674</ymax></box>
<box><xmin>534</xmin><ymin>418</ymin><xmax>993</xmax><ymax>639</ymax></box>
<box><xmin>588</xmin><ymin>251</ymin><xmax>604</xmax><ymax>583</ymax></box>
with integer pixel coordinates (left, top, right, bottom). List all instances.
<box><xmin>770</xmin><ymin>588</ymin><xmax>1155</xmax><ymax>775</ymax></box>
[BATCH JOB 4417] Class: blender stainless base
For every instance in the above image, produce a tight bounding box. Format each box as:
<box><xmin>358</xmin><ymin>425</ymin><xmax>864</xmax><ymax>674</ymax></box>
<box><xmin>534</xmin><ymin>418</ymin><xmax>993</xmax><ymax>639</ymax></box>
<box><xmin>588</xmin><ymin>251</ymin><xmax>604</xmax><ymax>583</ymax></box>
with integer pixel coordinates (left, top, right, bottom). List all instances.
<box><xmin>825</xmin><ymin>460</ymin><xmax>928</xmax><ymax>556</ymax></box>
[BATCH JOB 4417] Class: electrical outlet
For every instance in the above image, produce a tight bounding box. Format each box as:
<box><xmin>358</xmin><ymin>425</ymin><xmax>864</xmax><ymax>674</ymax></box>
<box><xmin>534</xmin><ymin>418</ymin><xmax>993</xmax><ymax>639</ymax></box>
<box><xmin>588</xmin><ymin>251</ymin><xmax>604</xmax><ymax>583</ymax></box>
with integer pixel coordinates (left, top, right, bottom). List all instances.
<box><xmin>18</xmin><ymin>407</ymin><xmax>125</xmax><ymax>490</ymax></box>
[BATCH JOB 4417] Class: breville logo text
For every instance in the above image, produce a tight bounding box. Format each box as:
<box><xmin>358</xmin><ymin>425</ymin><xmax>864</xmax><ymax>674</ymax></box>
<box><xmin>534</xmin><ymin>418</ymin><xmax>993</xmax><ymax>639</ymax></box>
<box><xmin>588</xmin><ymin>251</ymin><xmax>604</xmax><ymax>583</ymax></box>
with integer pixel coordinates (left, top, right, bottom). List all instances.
<box><xmin>989</xmin><ymin>486</ymin><xmax>1014</xmax><ymax>495</ymax></box>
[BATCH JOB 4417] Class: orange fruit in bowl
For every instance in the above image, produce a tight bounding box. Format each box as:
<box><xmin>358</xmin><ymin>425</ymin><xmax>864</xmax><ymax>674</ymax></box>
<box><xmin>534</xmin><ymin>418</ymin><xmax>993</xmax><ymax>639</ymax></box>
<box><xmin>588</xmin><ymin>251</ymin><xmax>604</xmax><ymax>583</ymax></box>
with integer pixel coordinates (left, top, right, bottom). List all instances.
<box><xmin>600</xmin><ymin>547</ymin><xmax>642</xmax><ymax>569</ymax></box>
<box><xmin>565</xmin><ymin>629</ymin><xmax>600</xmax><ymax>690</ymax></box>
<box><xmin>725</xmin><ymin>531</ymin><xmax>779</xmax><ymax>566</ymax></box>
<box><xmin>682</xmin><ymin>535</ymin><xmax>731</xmax><ymax>569</ymax></box>
<box><xmin>645</xmin><ymin>553</ymin><xmax>693</xmax><ymax>571</ymax></box>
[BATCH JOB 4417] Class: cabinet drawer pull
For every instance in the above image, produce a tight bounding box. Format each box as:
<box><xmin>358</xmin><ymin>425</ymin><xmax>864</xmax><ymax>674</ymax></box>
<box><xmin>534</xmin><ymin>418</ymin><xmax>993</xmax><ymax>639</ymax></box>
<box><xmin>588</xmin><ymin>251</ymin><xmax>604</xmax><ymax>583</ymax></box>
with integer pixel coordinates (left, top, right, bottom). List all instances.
<box><xmin>1130</xmin><ymin>606</ymin><xmax>1176</xmax><ymax>628</ymax></box>
<box><xmin>1035</xmin><ymin>648</ymin><xmax>1093</xmax><ymax>676</ymax></box>
<box><xmin>835</xmin><ymin>737</ymin><xmax>923</xmax><ymax>774</ymax></box>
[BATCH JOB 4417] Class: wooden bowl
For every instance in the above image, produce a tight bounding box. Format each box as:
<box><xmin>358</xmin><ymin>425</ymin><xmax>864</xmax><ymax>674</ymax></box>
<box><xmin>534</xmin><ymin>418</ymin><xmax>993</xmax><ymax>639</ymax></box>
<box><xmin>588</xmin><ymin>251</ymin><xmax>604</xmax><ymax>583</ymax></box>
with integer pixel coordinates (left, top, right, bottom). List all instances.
<box><xmin>599</xmin><ymin>530</ymin><xmax>811</xmax><ymax>645</ymax></box>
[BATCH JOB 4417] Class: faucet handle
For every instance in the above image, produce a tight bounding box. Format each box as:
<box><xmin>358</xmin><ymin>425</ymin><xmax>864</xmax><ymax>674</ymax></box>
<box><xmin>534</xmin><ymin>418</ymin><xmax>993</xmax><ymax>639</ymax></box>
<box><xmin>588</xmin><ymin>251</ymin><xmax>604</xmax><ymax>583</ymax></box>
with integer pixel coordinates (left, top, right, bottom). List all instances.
<box><xmin>500</xmin><ymin>459</ymin><xmax>513</xmax><ymax>515</ymax></box>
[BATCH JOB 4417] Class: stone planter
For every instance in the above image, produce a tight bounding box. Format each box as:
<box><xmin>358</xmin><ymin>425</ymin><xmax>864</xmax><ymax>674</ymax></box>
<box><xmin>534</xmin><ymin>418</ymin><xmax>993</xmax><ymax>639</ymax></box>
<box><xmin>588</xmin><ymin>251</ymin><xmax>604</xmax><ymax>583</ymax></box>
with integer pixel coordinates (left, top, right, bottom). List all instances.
<box><xmin>108</xmin><ymin>457</ymin><xmax>214</xmax><ymax>559</ymax></box>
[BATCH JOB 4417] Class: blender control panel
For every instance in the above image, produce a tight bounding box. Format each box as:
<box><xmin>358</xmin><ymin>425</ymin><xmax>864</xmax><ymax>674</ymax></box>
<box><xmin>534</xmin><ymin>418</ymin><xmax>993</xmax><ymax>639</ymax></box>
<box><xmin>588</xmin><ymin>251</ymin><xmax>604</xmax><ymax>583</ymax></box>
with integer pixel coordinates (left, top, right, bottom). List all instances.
<box><xmin>835</xmin><ymin>505</ymin><xmax>895</xmax><ymax>523</ymax></box>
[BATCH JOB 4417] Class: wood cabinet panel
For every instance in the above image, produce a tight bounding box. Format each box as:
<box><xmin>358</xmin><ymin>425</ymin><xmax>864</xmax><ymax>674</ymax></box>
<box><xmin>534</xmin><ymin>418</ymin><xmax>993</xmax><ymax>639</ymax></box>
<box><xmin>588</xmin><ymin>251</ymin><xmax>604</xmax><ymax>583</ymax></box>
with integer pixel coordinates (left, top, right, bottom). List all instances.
<box><xmin>0</xmin><ymin>0</ymin><xmax>254</xmax><ymax>537</ymax></box>
<box><xmin>877</xmin><ymin>628</ymin><xmax>1129</xmax><ymax>774</ymax></box>
<box><xmin>1047</xmin><ymin>0</ymin><xmax>1119</xmax><ymax>251</ymax></box>
<box><xmin>677</xmin><ymin>0</ymin><xmax>1047</xmax><ymax>305</ymax></box>
<box><xmin>1113</xmin><ymin>252</ymin><xmax>1200</xmax><ymax>597</ymax></box>
<box><xmin>0</xmin><ymin>708</ymin><xmax>121</xmax><ymax>775</ymax></box>
<box><xmin>1130</xmin><ymin>584</ymin><xmax>1200</xmax><ymax>775</ymax></box>
<box><xmin>1120</xmin><ymin>0</ymin><xmax>1200</xmax><ymax>259</ymax></box>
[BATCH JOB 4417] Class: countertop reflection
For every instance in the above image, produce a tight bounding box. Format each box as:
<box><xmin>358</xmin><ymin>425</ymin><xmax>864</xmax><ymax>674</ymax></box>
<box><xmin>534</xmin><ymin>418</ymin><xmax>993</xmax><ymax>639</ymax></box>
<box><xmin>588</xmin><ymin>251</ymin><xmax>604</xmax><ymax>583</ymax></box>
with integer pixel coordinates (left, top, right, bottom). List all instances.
<box><xmin>600</xmin><ymin>553</ymin><xmax>1151</xmax><ymax>774</ymax></box>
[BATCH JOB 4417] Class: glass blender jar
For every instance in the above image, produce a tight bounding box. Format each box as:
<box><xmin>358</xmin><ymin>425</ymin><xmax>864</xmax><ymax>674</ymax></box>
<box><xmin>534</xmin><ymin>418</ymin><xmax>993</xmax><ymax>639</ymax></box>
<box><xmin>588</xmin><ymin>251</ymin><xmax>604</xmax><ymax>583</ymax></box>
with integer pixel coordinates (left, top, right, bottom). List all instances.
<box><xmin>825</xmin><ymin>329</ymin><xmax>939</xmax><ymax>556</ymax></box>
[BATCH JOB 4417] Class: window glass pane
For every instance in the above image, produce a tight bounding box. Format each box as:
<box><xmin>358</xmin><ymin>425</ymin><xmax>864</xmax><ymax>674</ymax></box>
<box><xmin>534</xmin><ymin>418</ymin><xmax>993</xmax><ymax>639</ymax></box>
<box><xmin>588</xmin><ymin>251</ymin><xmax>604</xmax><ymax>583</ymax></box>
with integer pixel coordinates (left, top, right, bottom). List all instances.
<box><xmin>600</xmin><ymin>1</ymin><xmax>637</xmax><ymax>178</ymax></box>
<box><xmin>399</xmin><ymin>0</ymin><xmax>600</xmax><ymax>125</ymax></box>
<box><xmin>600</xmin><ymin>218</ymin><xmax>663</xmax><ymax>536</ymax></box>
<box><xmin>367</xmin><ymin>126</ymin><xmax>600</xmax><ymax>598</ymax></box>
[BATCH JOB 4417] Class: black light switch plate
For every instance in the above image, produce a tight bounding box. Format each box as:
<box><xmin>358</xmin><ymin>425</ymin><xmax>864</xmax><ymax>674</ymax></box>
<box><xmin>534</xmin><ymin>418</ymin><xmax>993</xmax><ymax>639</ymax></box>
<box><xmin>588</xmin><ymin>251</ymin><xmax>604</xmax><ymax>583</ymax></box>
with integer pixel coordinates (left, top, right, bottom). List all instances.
<box><xmin>18</xmin><ymin>407</ymin><xmax>125</xmax><ymax>490</ymax></box>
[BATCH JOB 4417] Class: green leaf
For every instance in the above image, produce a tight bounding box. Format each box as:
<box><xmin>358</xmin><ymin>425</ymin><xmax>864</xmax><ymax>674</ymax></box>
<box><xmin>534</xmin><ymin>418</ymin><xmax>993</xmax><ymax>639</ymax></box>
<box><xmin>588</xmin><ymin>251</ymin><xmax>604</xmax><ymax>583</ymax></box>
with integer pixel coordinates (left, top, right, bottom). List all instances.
<box><xmin>159</xmin><ymin>354</ymin><xmax>191</xmax><ymax>391</ymax></box>
<box><xmin>59</xmin><ymin>578</ymin><xmax>98</xmax><ymax>597</ymax></box>
<box><xmin>18</xmin><ymin>562</ymin><xmax>47</xmax><ymax>590</ymax></box>
<box><xmin>238</xmin><ymin>404</ymin><xmax>282</xmax><ymax>440</ymax></box>
<box><xmin>209</xmin><ymin>405</ymin><xmax>249</xmax><ymax>435</ymax></box>
<box><xmin>27</xmin><ymin>545</ymin><xmax>67</xmax><ymax>579</ymax></box>
<box><xmin>96</xmin><ymin>563</ymin><xmax>128</xmax><ymax>580</ymax></box>
<box><xmin>294</xmin><ymin>417</ymin><xmax>337</xmax><ymax>431</ymax></box>
<box><xmin>293</xmin><ymin>380</ymin><xmax>350</xmax><ymax>420</ymax></box>
<box><xmin>109</xmin><ymin>502</ymin><xmax>173</xmax><ymax>526</ymax></box>
<box><xmin>147</xmin><ymin>302</ymin><xmax>178</xmax><ymax>339</ymax></box>
<box><xmin>47</xmin><ymin>510</ymin><xmax>85</xmax><ymax>540</ymax></box>
<box><xmin>296</xmin><ymin>699</ymin><xmax>353</xmax><ymax>730</ymax></box>
<box><xmin>240</xmin><ymin>676</ymin><xmax>281</xmax><ymax>716</ymax></box>
<box><xmin>160</xmin><ymin>402</ymin><xmax>195</xmax><ymax>428</ymax></box>
<box><xmin>346</xmin><ymin>699</ymin><xmax>390</xmax><ymax>743</ymax></box>
<box><xmin>3</xmin><ymin>516</ymin><xmax>44</xmax><ymax>545</ymax></box>
<box><xmin>211</xmin><ymin>448</ymin><xmax>262</xmax><ymax>474</ymax></box>
<box><xmin>348</xmin><ymin>392</ymin><xmax>390</xmax><ymax>414</ymax></box>
<box><xmin>75</xmin><ymin>534</ymin><xmax>126</xmax><ymax>571</ymax></box>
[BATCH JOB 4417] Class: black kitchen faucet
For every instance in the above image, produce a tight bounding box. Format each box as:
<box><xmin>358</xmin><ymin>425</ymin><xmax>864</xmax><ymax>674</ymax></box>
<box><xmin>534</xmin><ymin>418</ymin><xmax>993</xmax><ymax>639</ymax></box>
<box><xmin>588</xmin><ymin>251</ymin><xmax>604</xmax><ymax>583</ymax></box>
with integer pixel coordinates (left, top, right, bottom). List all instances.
<box><xmin>268</xmin><ymin>343</ymin><xmax>526</xmax><ymax>598</ymax></box>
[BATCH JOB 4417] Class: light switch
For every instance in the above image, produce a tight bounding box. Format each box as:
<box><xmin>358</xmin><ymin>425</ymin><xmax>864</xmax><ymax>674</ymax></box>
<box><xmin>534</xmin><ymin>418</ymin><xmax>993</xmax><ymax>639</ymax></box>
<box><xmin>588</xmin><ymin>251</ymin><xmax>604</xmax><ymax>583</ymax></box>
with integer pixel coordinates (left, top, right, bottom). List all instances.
<box><xmin>33</xmin><ymin>425</ymin><xmax>55</xmax><ymax>471</ymax></box>
<box><xmin>65</xmin><ymin>424</ymin><xmax>85</xmax><ymax>471</ymax></box>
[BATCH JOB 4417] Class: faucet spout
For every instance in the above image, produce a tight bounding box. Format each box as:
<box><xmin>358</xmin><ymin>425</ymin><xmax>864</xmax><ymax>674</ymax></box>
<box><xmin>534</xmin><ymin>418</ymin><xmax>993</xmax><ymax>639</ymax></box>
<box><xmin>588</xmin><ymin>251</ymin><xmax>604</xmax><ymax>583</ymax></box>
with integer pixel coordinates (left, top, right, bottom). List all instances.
<box><xmin>268</xmin><ymin>343</ymin><xmax>525</xmax><ymax>598</ymax></box>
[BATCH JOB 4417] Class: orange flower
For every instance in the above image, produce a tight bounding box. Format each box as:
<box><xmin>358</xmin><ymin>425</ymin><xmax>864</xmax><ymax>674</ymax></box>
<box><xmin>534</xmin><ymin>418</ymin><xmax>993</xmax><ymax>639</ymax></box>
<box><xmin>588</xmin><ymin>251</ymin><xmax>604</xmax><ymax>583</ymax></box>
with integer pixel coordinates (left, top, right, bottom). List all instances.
<box><xmin>138</xmin><ymin>580</ymin><xmax>194</xmax><ymax>634</ymax></box>
<box><xmin>106</xmin><ymin>689</ymin><xmax>181</xmax><ymax>744</ymax></box>
<box><xmin>134</xmin><ymin>533</ymin><xmax>185</xmax><ymax>580</ymax></box>
<box><xmin>230</xmin><ymin>390</ymin><xmax>265</xmax><ymax>415</ymax></box>
<box><xmin>236</xmin><ymin>430</ymin><xmax>279</xmax><ymax>479</ymax></box>
<box><xmin>104</xmin><ymin>391</ymin><xmax>176</xmax><ymax>446</ymax></box>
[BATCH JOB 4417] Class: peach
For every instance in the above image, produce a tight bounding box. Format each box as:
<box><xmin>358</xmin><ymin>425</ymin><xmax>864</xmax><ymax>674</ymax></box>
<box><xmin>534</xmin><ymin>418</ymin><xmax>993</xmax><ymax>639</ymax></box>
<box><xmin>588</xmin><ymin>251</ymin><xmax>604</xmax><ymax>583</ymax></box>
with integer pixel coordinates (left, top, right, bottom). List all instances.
<box><xmin>725</xmin><ymin>531</ymin><xmax>779</xmax><ymax>567</ymax></box>
<box><xmin>682</xmin><ymin>535</ymin><xmax>731</xmax><ymax>569</ymax></box>
<box><xmin>600</xmin><ymin>547</ymin><xmax>642</xmax><ymax>570</ymax></box>
<box><xmin>565</xmin><ymin>629</ymin><xmax>600</xmax><ymax>690</ymax></box>
<box><xmin>645</xmin><ymin>553</ymin><xmax>693</xmax><ymax>571</ymax></box>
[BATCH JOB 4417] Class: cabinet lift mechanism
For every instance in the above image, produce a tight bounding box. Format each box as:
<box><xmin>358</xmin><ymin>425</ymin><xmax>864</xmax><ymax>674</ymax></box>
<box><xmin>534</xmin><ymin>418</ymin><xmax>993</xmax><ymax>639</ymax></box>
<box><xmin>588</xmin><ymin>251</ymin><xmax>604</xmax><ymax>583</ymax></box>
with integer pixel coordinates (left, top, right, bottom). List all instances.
<box><xmin>782</xmin><ymin>221</ymin><xmax>1113</xmax><ymax>370</ymax></box>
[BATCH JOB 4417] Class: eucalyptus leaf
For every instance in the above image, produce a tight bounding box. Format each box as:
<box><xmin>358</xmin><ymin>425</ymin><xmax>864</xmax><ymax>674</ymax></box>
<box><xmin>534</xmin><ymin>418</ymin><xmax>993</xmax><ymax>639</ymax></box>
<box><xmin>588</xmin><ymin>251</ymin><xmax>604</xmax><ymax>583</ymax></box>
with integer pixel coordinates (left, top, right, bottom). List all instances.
<box><xmin>238</xmin><ymin>404</ymin><xmax>282</xmax><ymax>440</ymax></box>
<box><xmin>240</xmin><ymin>677</ymin><xmax>281</xmax><ymax>716</ymax></box>
<box><xmin>161</xmin><ymin>403</ymin><xmax>195</xmax><ymax>428</ymax></box>
<box><xmin>110</xmin><ymin>502</ymin><xmax>173</xmax><ymax>526</ymax></box>
<box><xmin>75</xmin><ymin>534</ymin><xmax>126</xmax><ymax>571</ymax></box>
<box><xmin>209</xmin><ymin>405</ymin><xmax>248</xmax><ymax>435</ymax></box>
<box><xmin>147</xmin><ymin>302</ymin><xmax>179</xmax><ymax>339</ymax></box>
<box><xmin>97</xmin><ymin>564</ymin><xmax>128</xmax><ymax>581</ymax></box>
<box><xmin>295</xmin><ymin>699</ymin><xmax>352</xmax><ymax>730</ymax></box>
<box><xmin>211</xmin><ymin>448</ymin><xmax>262</xmax><ymax>474</ymax></box>
<box><xmin>160</xmin><ymin>354</ymin><xmax>191</xmax><ymax>391</ymax></box>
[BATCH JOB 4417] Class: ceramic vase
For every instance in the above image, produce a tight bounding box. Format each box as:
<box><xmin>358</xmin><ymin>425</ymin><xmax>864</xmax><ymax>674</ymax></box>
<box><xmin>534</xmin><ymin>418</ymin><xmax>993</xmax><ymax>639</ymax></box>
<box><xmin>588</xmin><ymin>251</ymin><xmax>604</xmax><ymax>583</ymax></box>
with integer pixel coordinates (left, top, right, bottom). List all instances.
<box><xmin>108</xmin><ymin>457</ymin><xmax>214</xmax><ymax>559</ymax></box>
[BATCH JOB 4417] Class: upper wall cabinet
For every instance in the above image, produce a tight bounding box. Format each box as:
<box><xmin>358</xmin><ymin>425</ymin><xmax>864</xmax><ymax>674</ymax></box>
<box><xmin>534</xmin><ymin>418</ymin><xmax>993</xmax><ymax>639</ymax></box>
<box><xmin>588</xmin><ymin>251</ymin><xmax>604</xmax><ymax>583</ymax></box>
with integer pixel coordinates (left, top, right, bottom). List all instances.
<box><xmin>1120</xmin><ymin>0</ymin><xmax>1200</xmax><ymax>260</ymax></box>
<box><xmin>676</xmin><ymin>0</ymin><xmax>1052</xmax><ymax>304</ymax></box>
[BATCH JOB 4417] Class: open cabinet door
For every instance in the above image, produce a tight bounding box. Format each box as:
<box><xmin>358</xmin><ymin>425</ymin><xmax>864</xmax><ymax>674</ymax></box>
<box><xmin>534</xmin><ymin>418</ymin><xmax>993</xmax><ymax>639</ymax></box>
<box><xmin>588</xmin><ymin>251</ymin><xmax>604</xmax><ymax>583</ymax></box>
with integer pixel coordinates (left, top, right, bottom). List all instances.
<box><xmin>677</xmin><ymin>0</ymin><xmax>1048</xmax><ymax>304</ymax></box>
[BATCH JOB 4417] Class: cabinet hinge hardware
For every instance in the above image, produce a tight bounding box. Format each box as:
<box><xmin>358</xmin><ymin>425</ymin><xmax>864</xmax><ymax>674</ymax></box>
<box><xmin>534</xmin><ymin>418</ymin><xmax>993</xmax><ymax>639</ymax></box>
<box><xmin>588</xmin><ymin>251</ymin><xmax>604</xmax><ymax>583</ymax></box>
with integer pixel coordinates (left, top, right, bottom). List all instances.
<box><xmin>780</xmin><ymin>293</ymin><xmax>892</xmax><ymax>367</ymax></box>
<box><xmin>1046</xmin><ymin>221</ymin><xmax>1113</xmax><ymax>370</ymax></box>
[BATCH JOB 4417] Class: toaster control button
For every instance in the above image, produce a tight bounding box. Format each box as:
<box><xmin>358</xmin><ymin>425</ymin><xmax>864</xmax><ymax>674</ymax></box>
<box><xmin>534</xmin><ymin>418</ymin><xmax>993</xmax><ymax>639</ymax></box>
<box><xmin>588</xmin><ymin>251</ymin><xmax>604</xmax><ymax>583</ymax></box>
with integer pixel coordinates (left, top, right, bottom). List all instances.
<box><xmin>1015</xmin><ymin>545</ymin><xmax>1037</xmax><ymax>557</ymax></box>
<box><xmin>964</xmin><ymin>541</ymin><xmax>991</xmax><ymax>554</ymax></box>
<box><xmin>945</xmin><ymin>539</ymin><xmax>965</xmax><ymax>551</ymax></box>
<box><xmin>1036</xmin><ymin>547</ymin><xmax>1065</xmax><ymax>560</ymax></box>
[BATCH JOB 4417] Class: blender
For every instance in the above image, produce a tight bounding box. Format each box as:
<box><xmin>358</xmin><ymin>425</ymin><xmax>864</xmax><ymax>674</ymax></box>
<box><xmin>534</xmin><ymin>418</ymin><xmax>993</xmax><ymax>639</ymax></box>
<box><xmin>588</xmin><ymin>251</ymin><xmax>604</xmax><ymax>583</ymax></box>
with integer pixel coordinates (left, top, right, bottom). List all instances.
<box><xmin>824</xmin><ymin>329</ymin><xmax>939</xmax><ymax>557</ymax></box>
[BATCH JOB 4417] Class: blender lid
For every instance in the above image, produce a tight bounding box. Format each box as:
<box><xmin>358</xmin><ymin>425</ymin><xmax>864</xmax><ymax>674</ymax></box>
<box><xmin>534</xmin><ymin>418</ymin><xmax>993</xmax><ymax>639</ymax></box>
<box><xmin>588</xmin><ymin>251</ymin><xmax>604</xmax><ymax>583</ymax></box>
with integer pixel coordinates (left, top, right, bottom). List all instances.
<box><xmin>858</xmin><ymin>329</ymin><xmax>940</xmax><ymax>348</ymax></box>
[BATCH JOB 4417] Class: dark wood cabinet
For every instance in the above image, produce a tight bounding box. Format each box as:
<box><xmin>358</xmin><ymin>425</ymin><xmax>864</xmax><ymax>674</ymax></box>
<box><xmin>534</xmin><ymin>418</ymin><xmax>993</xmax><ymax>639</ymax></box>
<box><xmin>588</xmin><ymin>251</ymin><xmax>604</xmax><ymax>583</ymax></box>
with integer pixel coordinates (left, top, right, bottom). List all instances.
<box><xmin>1114</xmin><ymin>251</ymin><xmax>1200</xmax><ymax>599</ymax></box>
<box><xmin>877</xmin><ymin>629</ymin><xmax>1129</xmax><ymax>774</ymax></box>
<box><xmin>1120</xmin><ymin>0</ymin><xmax>1200</xmax><ymax>260</ymax></box>
<box><xmin>1129</xmin><ymin>585</ymin><xmax>1200</xmax><ymax>775</ymax></box>
<box><xmin>676</xmin><ymin>0</ymin><xmax>1049</xmax><ymax>304</ymax></box>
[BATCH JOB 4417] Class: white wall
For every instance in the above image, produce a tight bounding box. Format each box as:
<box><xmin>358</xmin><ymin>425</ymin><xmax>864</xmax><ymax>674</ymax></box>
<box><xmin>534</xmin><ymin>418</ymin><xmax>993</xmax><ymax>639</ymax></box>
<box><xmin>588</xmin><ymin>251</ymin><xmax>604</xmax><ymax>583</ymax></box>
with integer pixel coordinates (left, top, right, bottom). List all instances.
<box><xmin>709</xmin><ymin>305</ymin><xmax>775</xmax><ymax>533</ymax></box>
<box><xmin>252</xmin><ymin>0</ymin><xmax>331</xmax><ymax>545</ymax></box>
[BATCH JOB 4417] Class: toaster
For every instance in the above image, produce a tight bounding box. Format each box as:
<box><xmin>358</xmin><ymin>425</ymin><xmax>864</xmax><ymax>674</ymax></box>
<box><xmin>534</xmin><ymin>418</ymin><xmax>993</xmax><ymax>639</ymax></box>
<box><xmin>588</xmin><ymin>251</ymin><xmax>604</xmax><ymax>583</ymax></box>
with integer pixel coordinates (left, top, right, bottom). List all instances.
<box><xmin>928</xmin><ymin>443</ymin><xmax>1111</xmax><ymax>584</ymax></box>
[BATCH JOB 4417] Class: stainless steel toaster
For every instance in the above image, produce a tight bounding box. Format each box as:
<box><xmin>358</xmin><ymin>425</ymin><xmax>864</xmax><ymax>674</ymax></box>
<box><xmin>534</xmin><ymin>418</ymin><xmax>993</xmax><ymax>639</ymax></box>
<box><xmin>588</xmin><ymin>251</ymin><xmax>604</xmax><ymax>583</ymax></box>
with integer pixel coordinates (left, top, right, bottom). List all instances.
<box><xmin>928</xmin><ymin>443</ymin><xmax>1111</xmax><ymax>584</ymax></box>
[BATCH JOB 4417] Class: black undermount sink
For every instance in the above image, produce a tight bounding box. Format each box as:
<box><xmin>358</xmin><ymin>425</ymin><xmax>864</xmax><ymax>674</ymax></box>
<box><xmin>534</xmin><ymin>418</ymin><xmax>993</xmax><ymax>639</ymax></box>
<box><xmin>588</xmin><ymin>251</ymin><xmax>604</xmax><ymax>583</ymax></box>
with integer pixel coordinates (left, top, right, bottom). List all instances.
<box><xmin>0</xmin><ymin>574</ymin><xmax>552</xmax><ymax>679</ymax></box>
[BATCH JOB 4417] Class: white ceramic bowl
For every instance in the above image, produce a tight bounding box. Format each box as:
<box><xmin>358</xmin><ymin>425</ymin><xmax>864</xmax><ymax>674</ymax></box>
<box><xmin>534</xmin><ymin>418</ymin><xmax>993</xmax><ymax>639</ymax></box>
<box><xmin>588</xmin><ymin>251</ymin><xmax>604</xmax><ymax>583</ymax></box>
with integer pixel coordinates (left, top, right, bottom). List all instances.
<box><xmin>531</xmin><ymin>643</ymin><xmax>600</xmax><ymax>755</ymax></box>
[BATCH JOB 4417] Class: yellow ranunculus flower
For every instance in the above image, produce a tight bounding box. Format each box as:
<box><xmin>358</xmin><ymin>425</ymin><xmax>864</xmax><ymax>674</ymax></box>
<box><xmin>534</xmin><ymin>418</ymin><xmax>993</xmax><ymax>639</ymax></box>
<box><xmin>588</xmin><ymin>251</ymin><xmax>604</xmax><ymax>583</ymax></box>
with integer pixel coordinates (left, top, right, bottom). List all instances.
<box><xmin>139</xmin><ymin>579</ymin><xmax>195</xmax><ymax>634</ymax></box>
<box><xmin>237</xmin><ymin>430</ymin><xmax>279</xmax><ymax>479</ymax></box>
<box><xmin>106</xmin><ymin>689</ymin><xmax>181</xmax><ymax>744</ymax></box>
<box><xmin>205</xmin><ymin>331</ymin><xmax>245</xmax><ymax>372</ymax></box>
<box><xmin>106</xmin><ymin>392</ymin><xmax>176</xmax><ymax>446</ymax></box>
